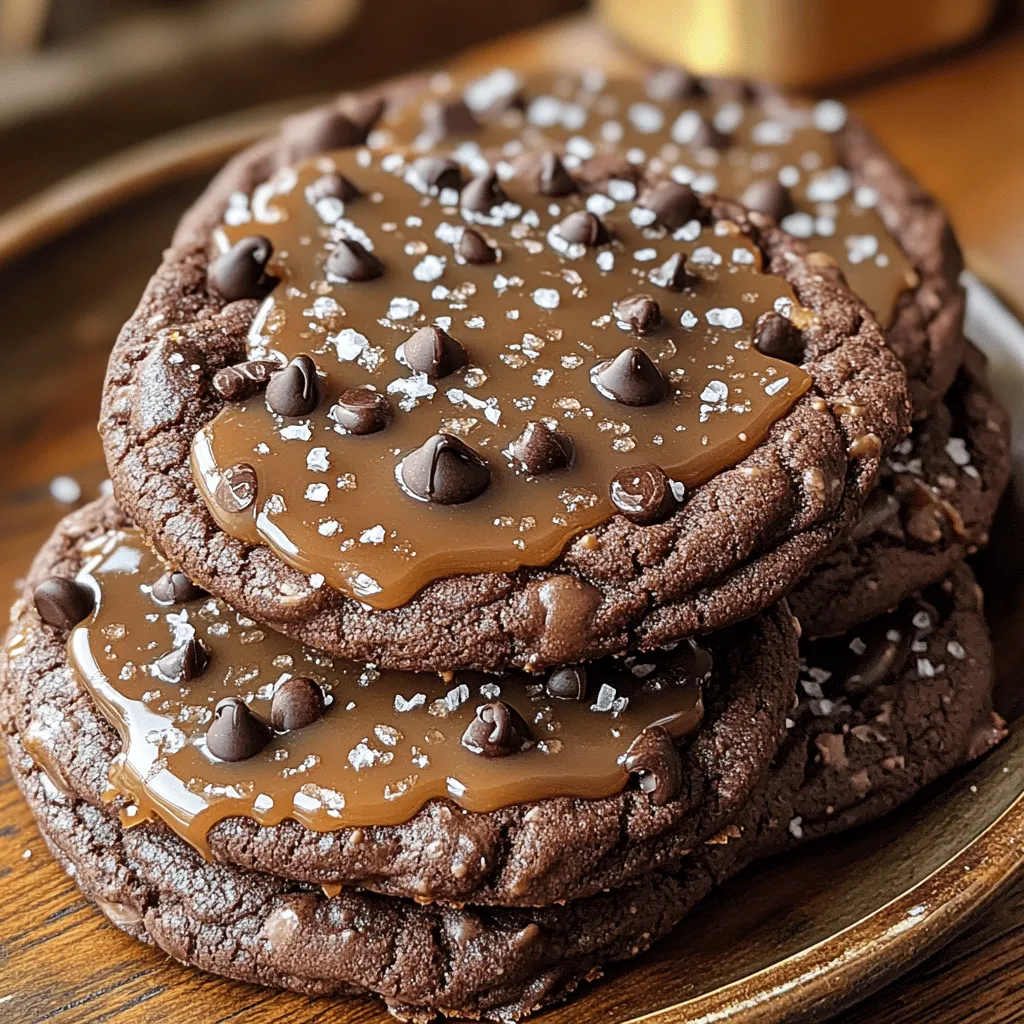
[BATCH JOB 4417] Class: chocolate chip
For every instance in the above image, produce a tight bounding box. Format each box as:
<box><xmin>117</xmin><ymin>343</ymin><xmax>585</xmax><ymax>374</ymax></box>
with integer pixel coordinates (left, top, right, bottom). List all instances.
<box><xmin>270</xmin><ymin>677</ymin><xmax>326</xmax><ymax>732</ymax></box>
<box><xmin>537</xmin><ymin>151</ymin><xmax>576</xmax><ymax>195</ymax></box>
<box><xmin>401</xmin><ymin>325</ymin><xmax>468</xmax><ymax>378</ymax></box>
<box><xmin>689</xmin><ymin>117</ymin><xmax>730</xmax><ymax>150</ymax></box>
<box><xmin>207</xmin><ymin>236</ymin><xmax>279</xmax><ymax>301</ymax></box>
<box><xmin>753</xmin><ymin>311</ymin><xmax>803</xmax><ymax>363</ymax></box>
<box><xmin>279</xmin><ymin>107</ymin><xmax>363</xmax><ymax>164</ymax></box>
<box><xmin>151</xmin><ymin>571</ymin><xmax>206</xmax><ymax>605</ymax></box>
<box><xmin>553</xmin><ymin>210</ymin><xmax>609</xmax><ymax>247</ymax></box>
<box><xmin>592</xmin><ymin>348</ymin><xmax>668</xmax><ymax>406</ymax></box>
<box><xmin>507</xmin><ymin>421</ymin><xmax>574</xmax><ymax>475</ymax></box>
<box><xmin>704</xmin><ymin>76</ymin><xmax>758</xmax><ymax>104</ymax></box>
<box><xmin>212</xmin><ymin>359</ymin><xmax>280</xmax><ymax>401</ymax></box>
<box><xmin>575</xmin><ymin>153</ymin><xmax>640</xmax><ymax>189</ymax></box>
<box><xmin>306</xmin><ymin>172</ymin><xmax>362</xmax><ymax>205</ymax></box>
<box><xmin>330</xmin><ymin>388</ymin><xmax>391</xmax><ymax>435</ymax></box>
<box><xmin>610</xmin><ymin>465</ymin><xmax>681</xmax><ymax>525</ymax></box>
<box><xmin>153</xmin><ymin>637</ymin><xmax>210</xmax><ymax>684</ymax></box>
<box><xmin>646</xmin><ymin>67</ymin><xmax>702</xmax><ymax>101</ymax></box>
<box><xmin>33</xmin><ymin>577</ymin><xmax>94</xmax><ymax>630</ymax></box>
<box><xmin>623</xmin><ymin>725</ymin><xmax>682</xmax><ymax>805</ymax></box>
<box><xmin>325</xmin><ymin>239</ymin><xmax>384</xmax><ymax>282</ymax></box>
<box><xmin>613</xmin><ymin>295</ymin><xmax>662</xmax><ymax>335</ymax></box>
<box><xmin>455</xmin><ymin>227</ymin><xmax>497</xmax><ymax>264</ymax></box>
<box><xmin>640</xmin><ymin>181</ymin><xmax>700</xmax><ymax>231</ymax></box>
<box><xmin>214</xmin><ymin>463</ymin><xmax>257</xmax><ymax>513</ymax></box>
<box><xmin>422</xmin><ymin>98</ymin><xmax>480</xmax><ymax>140</ymax></box>
<box><xmin>546</xmin><ymin>665</ymin><xmax>587</xmax><ymax>700</ymax></box>
<box><xmin>266</xmin><ymin>354</ymin><xmax>320</xmax><ymax>417</ymax></box>
<box><xmin>337</xmin><ymin>93</ymin><xmax>386</xmax><ymax>137</ymax></box>
<box><xmin>460</xmin><ymin>171</ymin><xmax>508</xmax><ymax>213</ymax></box>
<box><xmin>409</xmin><ymin>155</ymin><xmax>463</xmax><ymax>193</ymax></box>
<box><xmin>206</xmin><ymin>697</ymin><xmax>272</xmax><ymax>762</ymax></box>
<box><xmin>740</xmin><ymin>179</ymin><xmax>794</xmax><ymax>222</ymax></box>
<box><xmin>461</xmin><ymin>701</ymin><xmax>531</xmax><ymax>757</ymax></box>
<box><xmin>648</xmin><ymin>252</ymin><xmax>697</xmax><ymax>291</ymax></box>
<box><xmin>399</xmin><ymin>433</ymin><xmax>490</xmax><ymax>505</ymax></box>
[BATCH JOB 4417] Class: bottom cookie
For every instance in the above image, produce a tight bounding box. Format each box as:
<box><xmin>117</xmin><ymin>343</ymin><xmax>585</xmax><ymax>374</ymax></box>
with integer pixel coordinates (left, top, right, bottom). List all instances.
<box><xmin>1</xmin><ymin>566</ymin><xmax>1002</xmax><ymax>1020</ymax></box>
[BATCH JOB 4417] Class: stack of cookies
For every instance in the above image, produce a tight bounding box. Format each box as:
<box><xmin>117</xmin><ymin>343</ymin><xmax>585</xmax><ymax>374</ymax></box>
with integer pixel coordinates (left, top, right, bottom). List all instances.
<box><xmin>1</xmin><ymin>66</ymin><xmax>1012</xmax><ymax>1020</ymax></box>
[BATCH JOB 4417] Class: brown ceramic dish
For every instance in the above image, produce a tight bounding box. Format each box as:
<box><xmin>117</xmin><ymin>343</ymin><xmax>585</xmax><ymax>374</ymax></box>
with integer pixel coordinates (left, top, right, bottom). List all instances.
<box><xmin>0</xmin><ymin>101</ymin><xmax>1022</xmax><ymax>1024</ymax></box>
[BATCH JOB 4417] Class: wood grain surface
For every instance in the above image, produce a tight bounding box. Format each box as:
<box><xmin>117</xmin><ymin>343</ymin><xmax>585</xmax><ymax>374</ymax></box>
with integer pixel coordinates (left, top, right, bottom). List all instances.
<box><xmin>3</xmin><ymin>14</ymin><xmax>1024</xmax><ymax>1024</ymax></box>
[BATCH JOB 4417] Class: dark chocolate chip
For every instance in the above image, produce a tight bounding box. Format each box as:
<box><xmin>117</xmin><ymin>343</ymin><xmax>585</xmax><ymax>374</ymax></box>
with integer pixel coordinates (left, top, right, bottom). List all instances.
<box><xmin>592</xmin><ymin>348</ymin><xmax>668</xmax><ymax>406</ymax></box>
<box><xmin>507</xmin><ymin>421</ymin><xmax>574</xmax><ymax>475</ymax></box>
<box><xmin>553</xmin><ymin>210</ymin><xmax>609</xmax><ymax>247</ymax></box>
<box><xmin>279</xmin><ymin>107</ymin><xmax>363</xmax><ymax>164</ymax></box>
<box><xmin>33</xmin><ymin>577</ymin><xmax>94</xmax><ymax>631</ymax></box>
<box><xmin>753</xmin><ymin>311</ymin><xmax>803</xmax><ymax>363</ymax></box>
<box><xmin>306</xmin><ymin>172</ymin><xmax>362</xmax><ymax>205</ymax></box>
<box><xmin>212</xmin><ymin>359</ymin><xmax>280</xmax><ymax>401</ymax></box>
<box><xmin>460</xmin><ymin>170</ymin><xmax>508</xmax><ymax>214</ymax></box>
<box><xmin>153</xmin><ymin>637</ymin><xmax>211</xmax><ymax>685</ymax></box>
<box><xmin>648</xmin><ymin>252</ymin><xmax>697</xmax><ymax>291</ymax></box>
<box><xmin>330</xmin><ymin>388</ymin><xmax>391</xmax><ymax>435</ymax></box>
<box><xmin>325</xmin><ymin>239</ymin><xmax>384</xmax><ymax>282</ymax></box>
<box><xmin>399</xmin><ymin>433</ymin><xmax>490</xmax><ymax>505</ymax></box>
<box><xmin>422</xmin><ymin>98</ymin><xmax>480</xmax><ymax>140</ymax></box>
<box><xmin>623</xmin><ymin>725</ymin><xmax>682</xmax><ymax>805</ymax></box>
<box><xmin>739</xmin><ymin>179</ymin><xmax>794</xmax><ymax>222</ymax></box>
<box><xmin>207</xmin><ymin>236</ymin><xmax>279</xmax><ymax>301</ymax></box>
<box><xmin>461</xmin><ymin>701</ymin><xmax>531</xmax><ymax>757</ymax></box>
<box><xmin>401</xmin><ymin>325</ymin><xmax>468</xmax><ymax>378</ymax></box>
<box><xmin>455</xmin><ymin>227</ymin><xmax>497</xmax><ymax>264</ymax></box>
<box><xmin>270</xmin><ymin>677</ymin><xmax>326</xmax><ymax>732</ymax></box>
<box><xmin>206</xmin><ymin>697</ymin><xmax>272</xmax><ymax>762</ymax></box>
<box><xmin>214</xmin><ymin>463</ymin><xmax>257</xmax><ymax>514</ymax></box>
<box><xmin>690</xmin><ymin>117</ymin><xmax>730</xmax><ymax>150</ymax></box>
<box><xmin>266</xmin><ymin>354</ymin><xmax>320</xmax><ymax>417</ymax></box>
<box><xmin>546</xmin><ymin>665</ymin><xmax>587</xmax><ymax>700</ymax></box>
<box><xmin>610</xmin><ymin>464</ymin><xmax>681</xmax><ymax>525</ymax></box>
<box><xmin>537</xmin><ymin>151</ymin><xmax>576</xmax><ymax>195</ymax></box>
<box><xmin>646</xmin><ymin>67</ymin><xmax>703</xmax><ymax>101</ymax></box>
<box><xmin>613</xmin><ymin>295</ymin><xmax>662</xmax><ymax>335</ymax></box>
<box><xmin>337</xmin><ymin>93</ymin><xmax>386</xmax><ymax>137</ymax></box>
<box><xmin>151</xmin><ymin>571</ymin><xmax>206</xmax><ymax>605</ymax></box>
<box><xmin>575</xmin><ymin>153</ymin><xmax>640</xmax><ymax>189</ymax></box>
<box><xmin>640</xmin><ymin>181</ymin><xmax>700</xmax><ymax>231</ymax></box>
<box><xmin>409</xmin><ymin>155</ymin><xmax>464</xmax><ymax>193</ymax></box>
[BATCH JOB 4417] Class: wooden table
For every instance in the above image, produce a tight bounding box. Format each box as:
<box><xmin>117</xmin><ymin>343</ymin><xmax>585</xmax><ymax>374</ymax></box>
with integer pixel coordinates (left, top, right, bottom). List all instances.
<box><xmin>3</xmin><ymin>13</ymin><xmax>1024</xmax><ymax>1024</ymax></box>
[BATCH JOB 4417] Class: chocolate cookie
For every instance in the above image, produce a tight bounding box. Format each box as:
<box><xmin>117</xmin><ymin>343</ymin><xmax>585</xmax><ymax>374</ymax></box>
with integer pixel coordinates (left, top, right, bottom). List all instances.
<box><xmin>378</xmin><ymin>68</ymin><xmax>964</xmax><ymax>419</ymax></box>
<box><xmin>790</xmin><ymin>347</ymin><xmax>1011</xmax><ymax>638</ymax></box>
<box><xmin>3</xmin><ymin>563</ymin><xmax>999</xmax><ymax>1021</ymax></box>
<box><xmin>0</xmin><ymin>498</ymin><xmax>798</xmax><ymax>907</ymax></box>
<box><xmin>101</xmin><ymin>111</ymin><xmax>909</xmax><ymax>673</ymax></box>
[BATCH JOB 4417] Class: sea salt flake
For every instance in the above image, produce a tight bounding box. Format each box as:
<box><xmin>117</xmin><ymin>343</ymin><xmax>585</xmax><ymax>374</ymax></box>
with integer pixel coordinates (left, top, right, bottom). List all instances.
<box><xmin>306</xmin><ymin>447</ymin><xmax>330</xmax><ymax>472</ymax></box>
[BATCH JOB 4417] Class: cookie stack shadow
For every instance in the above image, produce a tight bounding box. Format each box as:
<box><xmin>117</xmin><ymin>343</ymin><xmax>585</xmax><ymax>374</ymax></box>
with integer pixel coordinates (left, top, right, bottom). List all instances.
<box><xmin>0</xmin><ymin>66</ymin><xmax>1013</xmax><ymax>1020</ymax></box>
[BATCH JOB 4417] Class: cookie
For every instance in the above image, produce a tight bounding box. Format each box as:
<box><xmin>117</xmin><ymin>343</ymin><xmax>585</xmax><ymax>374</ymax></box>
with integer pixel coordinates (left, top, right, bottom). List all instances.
<box><xmin>1</xmin><ymin>497</ymin><xmax>797</xmax><ymax>906</ymax></box>
<box><xmin>3</xmin><ymin>564</ymin><xmax>1000</xmax><ymax>1021</ymax></box>
<box><xmin>790</xmin><ymin>346</ymin><xmax>1011</xmax><ymax>638</ymax></box>
<box><xmin>101</xmin><ymin>114</ymin><xmax>909</xmax><ymax>674</ymax></box>
<box><xmin>378</xmin><ymin>68</ymin><xmax>965</xmax><ymax>419</ymax></box>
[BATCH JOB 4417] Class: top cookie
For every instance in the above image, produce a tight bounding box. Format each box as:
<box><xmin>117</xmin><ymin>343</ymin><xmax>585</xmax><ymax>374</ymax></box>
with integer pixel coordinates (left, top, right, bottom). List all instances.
<box><xmin>376</xmin><ymin>68</ymin><xmax>964</xmax><ymax>419</ymax></box>
<box><xmin>101</xmin><ymin>77</ymin><xmax>909</xmax><ymax>673</ymax></box>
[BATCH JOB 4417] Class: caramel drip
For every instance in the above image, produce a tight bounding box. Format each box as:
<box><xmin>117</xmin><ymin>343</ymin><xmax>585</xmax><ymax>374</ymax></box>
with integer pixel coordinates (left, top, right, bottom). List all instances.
<box><xmin>193</xmin><ymin>146</ymin><xmax>811</xmax><ymax>607</ymax></box>
<box><xmin>67</xmin><ymin>531</ymin><xmax>706</xmax><ymax>860</ymax></box>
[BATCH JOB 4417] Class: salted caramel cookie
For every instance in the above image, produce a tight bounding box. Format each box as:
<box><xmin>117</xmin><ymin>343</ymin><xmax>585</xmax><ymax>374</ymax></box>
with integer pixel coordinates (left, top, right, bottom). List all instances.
<box><xmin>378</xmin><ymin>68</ymin><xmax>965</xmax><ymax>419</ymax></box>
<box><xmin>0</xmin><ymin>498</ymin><xmax>797</xmax><ymax>907</ymax></box>
<box><xmin>790</xmin><ymin>347</ymin><xmax>1010</xmax><ymax>638</ymax></box>
<box><xmin>101</xmin><ymin>116</ymin><xmax>909</xmax><ymax>673</ymax></box>
<box><xmin>3</xmin><ymin>555</ymin><xmax>999</xmax><ymax>1021</ymax></box>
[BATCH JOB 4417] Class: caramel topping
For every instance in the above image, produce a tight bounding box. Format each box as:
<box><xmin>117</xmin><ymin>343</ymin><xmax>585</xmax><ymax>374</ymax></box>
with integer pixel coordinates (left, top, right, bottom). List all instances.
<box><xmin>377</xmin><ymin>70</ymin><xmax>917</xmax><ymax>328</ymax></box>
<box><xmin>193</xmin><ymin>144</ymin><xmax>811</xmax><ymax>607</ymax></box>
<box><xmin>66</xmin><ymin>530</ymin><xmax>707</xmax><ymax>859</ymax></box>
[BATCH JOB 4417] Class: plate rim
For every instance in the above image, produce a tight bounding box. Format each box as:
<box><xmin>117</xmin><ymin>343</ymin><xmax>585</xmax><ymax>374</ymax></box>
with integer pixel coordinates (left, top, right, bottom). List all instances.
<box><xmin>2</xmin><ymin>110</ymin><xmax>1022</xmax><ymax>1024</ymax></box>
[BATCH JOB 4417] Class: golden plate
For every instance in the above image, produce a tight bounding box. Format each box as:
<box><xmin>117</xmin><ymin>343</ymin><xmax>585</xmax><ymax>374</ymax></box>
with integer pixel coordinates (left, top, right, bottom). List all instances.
<box><xmin>0</xmin><ymin>107</ymin><xmax>1022</xmax><ymax>1024</ymax></box>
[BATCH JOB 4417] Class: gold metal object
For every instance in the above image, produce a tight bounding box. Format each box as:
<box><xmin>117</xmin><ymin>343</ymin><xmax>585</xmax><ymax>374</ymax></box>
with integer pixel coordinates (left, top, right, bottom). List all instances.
<box><xmin>597</xmin><ymin>0</ymin><xmax>997</xmax><ymax>87</ymax></box>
